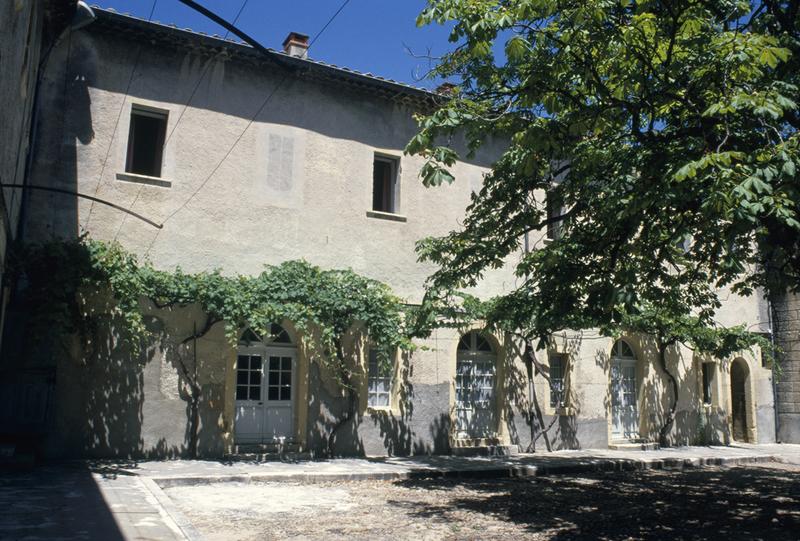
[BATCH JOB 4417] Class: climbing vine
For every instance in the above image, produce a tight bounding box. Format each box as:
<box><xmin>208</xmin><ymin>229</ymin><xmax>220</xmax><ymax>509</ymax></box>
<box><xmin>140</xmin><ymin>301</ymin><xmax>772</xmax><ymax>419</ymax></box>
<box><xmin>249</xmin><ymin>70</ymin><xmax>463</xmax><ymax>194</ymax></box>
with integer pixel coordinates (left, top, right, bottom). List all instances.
<box><xmin>8</xmin><ymin>236</ymin><xmax>415</xmax><ymax>368</ymax></box>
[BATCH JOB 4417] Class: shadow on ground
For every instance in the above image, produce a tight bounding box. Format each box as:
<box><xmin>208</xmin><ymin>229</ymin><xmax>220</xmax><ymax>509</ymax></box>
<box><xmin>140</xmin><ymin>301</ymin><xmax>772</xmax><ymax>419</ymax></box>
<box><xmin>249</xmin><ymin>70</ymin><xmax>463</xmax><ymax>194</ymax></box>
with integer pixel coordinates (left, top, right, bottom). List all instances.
<box><xmin>391</xmin><ymin>464</ymin><xmax>800</xmax><ymax>540</ymax></box>
<box><xmin>0</xmin><ymin>464</ymin><xmax>125</xmax><ymax>540</ymax></box>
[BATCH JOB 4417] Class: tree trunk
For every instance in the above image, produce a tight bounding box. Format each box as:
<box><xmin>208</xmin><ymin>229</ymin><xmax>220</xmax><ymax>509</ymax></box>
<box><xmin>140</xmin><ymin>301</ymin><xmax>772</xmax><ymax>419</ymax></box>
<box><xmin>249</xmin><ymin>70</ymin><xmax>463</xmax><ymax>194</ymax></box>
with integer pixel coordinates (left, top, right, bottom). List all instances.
<box><xmin>657</xmin><ymin>340</ymin><xmax>679</xmax><ymax>446</ymax></box>
<box><xmin>326</xmin><ymin>339</ymin><xmax>357</xmax><ymax>457</ymax></box>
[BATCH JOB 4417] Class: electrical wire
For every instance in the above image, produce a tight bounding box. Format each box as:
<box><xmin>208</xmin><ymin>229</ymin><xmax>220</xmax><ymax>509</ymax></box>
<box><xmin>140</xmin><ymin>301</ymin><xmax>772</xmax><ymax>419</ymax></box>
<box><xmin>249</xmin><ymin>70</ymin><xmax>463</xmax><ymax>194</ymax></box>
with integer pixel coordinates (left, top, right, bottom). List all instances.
<box><xmin>145</xmin><ymin>0</ymin><xmax>352</xmax><ymax>256</ymax></box>
<box><xmin>113</xmin><ymin>0</ymin><xmax>250</xmax><ymax>242</ymax></box>
<box><xmin>83</xmin><ymin>0</ymin><xmax>159</xmax><ymax>231</ymax></box>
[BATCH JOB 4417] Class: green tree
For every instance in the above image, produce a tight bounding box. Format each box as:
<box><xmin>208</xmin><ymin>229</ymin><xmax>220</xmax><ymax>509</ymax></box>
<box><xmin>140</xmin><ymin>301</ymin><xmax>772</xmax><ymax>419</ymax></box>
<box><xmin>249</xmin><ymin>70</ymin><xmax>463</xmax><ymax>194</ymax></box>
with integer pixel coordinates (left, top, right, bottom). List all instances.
<box><xmin>407</xmin><ymin>0</ymin><xmax>798</xmax><ymax>443</ymax></box>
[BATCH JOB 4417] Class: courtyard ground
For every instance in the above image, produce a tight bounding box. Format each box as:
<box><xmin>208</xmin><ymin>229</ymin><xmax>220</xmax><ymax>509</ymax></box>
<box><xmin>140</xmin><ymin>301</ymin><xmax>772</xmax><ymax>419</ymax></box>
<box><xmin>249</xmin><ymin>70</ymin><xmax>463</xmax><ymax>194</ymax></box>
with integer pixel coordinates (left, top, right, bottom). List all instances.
<box><xmin>165</xmin><ymin>462</ymin><xmax>800</xmax><ymax>541</ymax></box>
<box><xmin>1</xmin><ymin>443</ymin><xmax>799</xmax><ymax>540</ymax></box>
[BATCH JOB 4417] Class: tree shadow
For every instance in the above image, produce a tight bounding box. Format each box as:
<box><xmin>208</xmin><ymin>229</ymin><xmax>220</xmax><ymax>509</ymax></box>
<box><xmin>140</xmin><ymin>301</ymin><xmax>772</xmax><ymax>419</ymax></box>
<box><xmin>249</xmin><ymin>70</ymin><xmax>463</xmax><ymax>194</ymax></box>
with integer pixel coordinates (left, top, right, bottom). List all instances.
<box><xmin>390</xmin><ymin>464</ymin><xmax>800</xmax><ymax>540</ymax></box>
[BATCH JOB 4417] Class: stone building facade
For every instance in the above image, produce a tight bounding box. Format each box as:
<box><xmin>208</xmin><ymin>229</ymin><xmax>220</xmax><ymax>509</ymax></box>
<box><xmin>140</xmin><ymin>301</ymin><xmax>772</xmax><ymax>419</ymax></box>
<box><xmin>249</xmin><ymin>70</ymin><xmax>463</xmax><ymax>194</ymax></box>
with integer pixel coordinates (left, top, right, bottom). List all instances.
<box><xmin>774</xmin><ymin>292</ymin><xmax>800</xmax><ymax>443</ymax></box>
<box><xmin>14</xmin><ymin>8</ymin><xmax>781</xmax><ymax>458</ymax></box>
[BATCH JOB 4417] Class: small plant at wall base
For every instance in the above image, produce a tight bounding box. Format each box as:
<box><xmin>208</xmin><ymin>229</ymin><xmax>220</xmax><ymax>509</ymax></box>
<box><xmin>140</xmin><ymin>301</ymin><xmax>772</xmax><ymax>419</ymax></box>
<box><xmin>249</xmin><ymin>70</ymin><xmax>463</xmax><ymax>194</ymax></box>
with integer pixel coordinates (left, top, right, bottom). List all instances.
<box><xmin>8</xmin><ymin>236</ymin><xmax>414</xmax><ymax>457</ymax></box>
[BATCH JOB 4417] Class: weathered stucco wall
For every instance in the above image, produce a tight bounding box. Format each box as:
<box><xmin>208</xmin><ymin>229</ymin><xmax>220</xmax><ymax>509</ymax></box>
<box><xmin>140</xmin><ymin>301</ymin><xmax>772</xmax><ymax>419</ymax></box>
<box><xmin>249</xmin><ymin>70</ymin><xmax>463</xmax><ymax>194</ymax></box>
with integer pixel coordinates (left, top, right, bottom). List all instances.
<box><xmin>24</xmin><ymin>27</ymin><xmax>511</xmax><ymax>303</ymax></box>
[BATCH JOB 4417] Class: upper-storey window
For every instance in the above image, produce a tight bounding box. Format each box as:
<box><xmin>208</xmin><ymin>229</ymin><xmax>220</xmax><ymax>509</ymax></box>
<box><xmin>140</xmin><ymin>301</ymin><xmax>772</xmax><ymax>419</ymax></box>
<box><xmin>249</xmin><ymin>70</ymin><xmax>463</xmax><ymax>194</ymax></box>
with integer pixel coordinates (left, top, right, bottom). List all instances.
<box><xmin>125</xmin><ymin>106</ymin><xmax>167</xmax><ymax>178</ymax></box>
<box><xmin>372</xmin><ymin>155</ymin><xmax>398</xmax><ymax>213</ymax></box>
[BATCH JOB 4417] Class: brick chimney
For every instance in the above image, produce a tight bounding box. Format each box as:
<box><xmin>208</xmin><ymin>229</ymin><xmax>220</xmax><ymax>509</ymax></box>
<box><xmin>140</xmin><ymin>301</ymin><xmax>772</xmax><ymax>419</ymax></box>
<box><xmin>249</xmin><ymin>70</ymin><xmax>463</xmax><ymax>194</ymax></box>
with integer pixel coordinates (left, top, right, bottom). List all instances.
<box><xmin>283</xmin><ymin>32</ymin><xmax>309</xmax><ymax>59</ymax></box>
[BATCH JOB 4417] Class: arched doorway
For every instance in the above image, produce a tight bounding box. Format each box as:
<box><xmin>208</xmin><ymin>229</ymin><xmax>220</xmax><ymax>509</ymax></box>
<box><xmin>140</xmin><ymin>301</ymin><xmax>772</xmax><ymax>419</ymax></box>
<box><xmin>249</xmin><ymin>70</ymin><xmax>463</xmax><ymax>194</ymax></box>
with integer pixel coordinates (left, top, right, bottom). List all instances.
<box><xmin>610</xmin><ymin>339</ymin><xmax>639</xmax><ymax>440</ymax></box>
<box><xmin>234</xmin><ymin>324</ymin><xmax>297</xmax><ymax>444</ymax></box>
<box><xmin>730</xmin><ymin>359</ymin><xmax>749</xmax><ymax>442</ymax></box>
<box><xmin>455</xmin><ymin>331</ymin><xmax>497</xmax><ymax>439</ymax></box>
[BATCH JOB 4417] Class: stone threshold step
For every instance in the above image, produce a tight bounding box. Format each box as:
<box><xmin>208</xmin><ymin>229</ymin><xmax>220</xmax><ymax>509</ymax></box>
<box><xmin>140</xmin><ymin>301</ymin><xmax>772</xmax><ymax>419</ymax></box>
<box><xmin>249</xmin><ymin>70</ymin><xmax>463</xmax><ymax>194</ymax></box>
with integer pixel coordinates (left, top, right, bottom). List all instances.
<box><xmin>224</xmin><ymin>451</ymin><xmax>313</xmax><ymax>463</ymax></box>
<box><xmin>608</xmin><ymin>440</ymin><xmax>660</xmax><ymax>451</ymax></box>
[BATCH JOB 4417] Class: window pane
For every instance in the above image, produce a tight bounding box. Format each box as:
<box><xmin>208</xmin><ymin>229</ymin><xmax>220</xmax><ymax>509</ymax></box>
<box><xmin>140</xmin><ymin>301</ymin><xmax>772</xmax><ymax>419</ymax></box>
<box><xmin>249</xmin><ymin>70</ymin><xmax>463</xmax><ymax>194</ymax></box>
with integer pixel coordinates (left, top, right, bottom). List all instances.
<box><xmin>238</xmin><ymin>356</ymin><xmax>250</xmax><ymax>370</ymax></box>
<box><xmin>702</xmin><ymin>364</ymin><xmax>713</xmax><ymax>404</ymax></box>
<box><xmin>240</xmin><ymin>329</ymin><xmax>261</xmax><ymax>344</ymax></box>
<box><xmin>250</xmin><ymin>372</ymin><xmax>261</xmax><ymax>386</ymax></box>
<box><xmin>251</xmin><ymin>356</ymin><xmax>262</xmax><ymax>370</ymax></box>
<box><xmin>269</xmin><ymin>371</ymin><xmax>280</xmax><ymax>385</ymax></box>
<box><xmin>476</xmin><ymin>335</ymin><xmax>492</xmax><ymax>352</ymax></box>
<box><xmin>281</xmin><ymin>386</ymin><xmax>291</xmax><ymax>401</ymax></box>
<box><xmin>271</xmin><ymin>324</ymin><xmax>291</xmax><ymax>343</ymax></box>
<box><xmin>236</xmin><ymin>386</ymin><xmax>248</xmax><ymax>400</ymax></box>
<box><xmin>268</xmin><ymin>387</ymin><xmax>279</xmax><ymax>401</ymax></box>
<box><xmin>281</xmin><ymin>372</ymin><xmax>291</xmax><ymax>386</ymax></box>
<box><xmin>269</xmin><ymin>357</ymin><xmax>280</xmax><ymax>371</ymax></box>
<box><xmin>237</xmin><ymin>371</ymin><xmax>248</xmax><ymax>385</ymax></box>
<box><xmin>249</xmin><ymin>386</ymin><xmax>260</xmax><ymax>401</ymax></box>
<box><xmin>282</xmin><ymin>357</ymin><xmax>291</xmax><ymax>371</ymax></box>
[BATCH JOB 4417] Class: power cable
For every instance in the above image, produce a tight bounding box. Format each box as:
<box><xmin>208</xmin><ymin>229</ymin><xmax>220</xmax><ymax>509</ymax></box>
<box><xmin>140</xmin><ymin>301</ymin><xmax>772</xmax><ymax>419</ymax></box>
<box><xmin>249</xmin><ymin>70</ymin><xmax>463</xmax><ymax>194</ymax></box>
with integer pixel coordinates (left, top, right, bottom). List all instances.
<box><xmin>113</xmin><ymin>0</ymin><xmax>250</xmax><ymax>242</ymax></box>
<box><xmin>83</xmin><ymin>0</ymin><xmax>158</xmax><ymax>231</ymax></box>
<box><xmin>145</xmin><ymin>0</ymin><xmax>352</xmax><ymax>256</ymax></box>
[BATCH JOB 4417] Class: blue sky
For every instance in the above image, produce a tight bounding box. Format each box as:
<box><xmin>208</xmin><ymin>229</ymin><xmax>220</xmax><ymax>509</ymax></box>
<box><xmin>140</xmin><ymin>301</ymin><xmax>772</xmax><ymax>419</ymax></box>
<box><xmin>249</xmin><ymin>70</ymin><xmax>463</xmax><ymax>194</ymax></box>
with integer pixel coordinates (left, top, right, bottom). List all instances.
<box><xmin>93</xmin><ymin>0</ymin><xmax>455</xmax><ymax>88</ymax></box>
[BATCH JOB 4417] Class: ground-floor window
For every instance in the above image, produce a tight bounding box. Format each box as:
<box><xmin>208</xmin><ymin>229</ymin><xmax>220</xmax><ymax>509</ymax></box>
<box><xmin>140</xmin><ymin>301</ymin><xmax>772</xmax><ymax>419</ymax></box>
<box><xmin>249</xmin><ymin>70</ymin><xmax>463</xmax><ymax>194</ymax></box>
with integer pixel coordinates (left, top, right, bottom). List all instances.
<box><xmin>367</xmin><ymin>350</ymin><xmax>393</xmax><ymax>408</ymax></box>
<box><xmin>701</xmin><ymin>362</ymin><xmax>714</xmax><ymax>405</ymax></box>
<box><xmin>549</xmin><ymin>353</ymin><xmax>567</xmax><ymax>408</ymax></box>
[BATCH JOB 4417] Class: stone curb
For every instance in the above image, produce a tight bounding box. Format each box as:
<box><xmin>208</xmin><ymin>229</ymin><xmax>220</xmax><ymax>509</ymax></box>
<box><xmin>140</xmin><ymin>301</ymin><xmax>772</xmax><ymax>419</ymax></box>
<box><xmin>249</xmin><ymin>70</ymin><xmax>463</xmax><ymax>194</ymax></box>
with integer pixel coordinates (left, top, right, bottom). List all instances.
<box><xmin>151</xmin><ymin>454</ymin><xmax>778</xmax><ymax>488</ymax></box>
<box><xmin>141</xmin><ymin>477</ymin><xmax>205</xmax><ymax>541</ymax></box>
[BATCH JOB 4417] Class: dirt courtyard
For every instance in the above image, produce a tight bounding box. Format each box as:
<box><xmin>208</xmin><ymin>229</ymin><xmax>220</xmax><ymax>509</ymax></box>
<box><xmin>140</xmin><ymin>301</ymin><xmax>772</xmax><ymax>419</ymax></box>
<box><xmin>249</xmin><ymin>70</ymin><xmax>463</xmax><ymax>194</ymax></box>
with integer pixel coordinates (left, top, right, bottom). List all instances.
<box><xmin>164</xmin><ymin>462</ymin><xmax>800</xmax><ymax>540</ymax></box>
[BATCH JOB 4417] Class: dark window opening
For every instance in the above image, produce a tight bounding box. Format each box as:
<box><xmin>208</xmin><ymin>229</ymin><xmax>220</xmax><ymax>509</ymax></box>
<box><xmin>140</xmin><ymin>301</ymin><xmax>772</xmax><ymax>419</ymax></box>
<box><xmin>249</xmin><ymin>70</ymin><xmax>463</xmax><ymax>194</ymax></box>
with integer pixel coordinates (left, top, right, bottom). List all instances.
<box><xmin>372</xmin><ymin>156</ymin><xmax>397</xmax><ymax>213</ymax></box>
<box><xmin>702</xmin><ymin>363</ymin><xmax>713</xmax><ymax>405</ymax></box>
<box><xmin>125</xmin><ymin>107</ymin><xmax>167</xmax><ymax>177</ymax></box>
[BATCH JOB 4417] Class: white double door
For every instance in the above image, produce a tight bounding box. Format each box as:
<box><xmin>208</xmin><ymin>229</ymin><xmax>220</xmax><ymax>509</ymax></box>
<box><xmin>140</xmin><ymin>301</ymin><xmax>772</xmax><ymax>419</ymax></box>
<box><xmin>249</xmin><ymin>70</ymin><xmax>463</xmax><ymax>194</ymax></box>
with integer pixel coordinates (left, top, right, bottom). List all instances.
<box><xmin>455</xmin><ymin>357</ymin><xmax>496</xmax><ymax>439</ymax></box>
<box><xmin>234</xmin><ymin>346</ymin><xmax>296</xmax><ymax>444</ymax></box>
<box><xmin>611</xmin><ymin>358</ymin><xmax>639</xmax><ymax>440</ymax></box>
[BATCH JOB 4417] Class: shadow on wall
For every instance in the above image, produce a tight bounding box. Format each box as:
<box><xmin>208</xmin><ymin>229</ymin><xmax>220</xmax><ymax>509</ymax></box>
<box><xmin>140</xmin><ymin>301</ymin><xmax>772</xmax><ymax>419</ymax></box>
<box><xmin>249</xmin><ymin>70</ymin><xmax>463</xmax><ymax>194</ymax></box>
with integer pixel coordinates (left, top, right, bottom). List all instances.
<box><xmin>367</xmin><ymin>350</ymin><xmax>451</xmax><ymax>456</ymax></box>
<box><xmin>509</xmin><ymin>335</ymin><xmax>584</xmax><ymax>452</ymax></box>
<box><xmin>24</xmin><ymin>36</ymin><xmax>96</xmax><ymax>243</ymax></box>
<box><xmin>308</xmin><ymin>342</ymin><xmax>452</xmax><ymax>457</ymax></box>
<box><xmin>598</xmin><ymin>334</ymin><xmax>732</xmax><ymax>447</ymax></box>
<box><xmin>44</xmin><ymin>301</ymin><xmax>230</xmax><ymax>459</ymax></box>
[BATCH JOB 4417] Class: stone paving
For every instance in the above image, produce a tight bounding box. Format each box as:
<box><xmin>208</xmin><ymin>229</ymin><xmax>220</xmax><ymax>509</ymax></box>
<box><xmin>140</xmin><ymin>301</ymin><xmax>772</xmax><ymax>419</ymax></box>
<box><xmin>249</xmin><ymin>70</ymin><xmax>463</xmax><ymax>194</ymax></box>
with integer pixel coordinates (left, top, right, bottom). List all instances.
<box><xmin>1</xmin><ymin>443</ymin><xmax>798</xmax><ymax>540</ymax></box>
